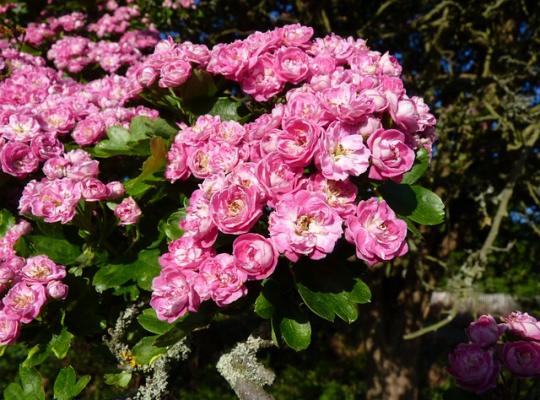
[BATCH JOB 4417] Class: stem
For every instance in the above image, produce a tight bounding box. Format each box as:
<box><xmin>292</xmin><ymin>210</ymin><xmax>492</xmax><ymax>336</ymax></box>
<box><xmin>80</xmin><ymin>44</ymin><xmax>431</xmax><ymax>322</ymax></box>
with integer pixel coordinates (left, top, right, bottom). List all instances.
<box><xmin>402</xmin><ymin>309</ymin><xmax>457</xmax><ymax>340</ymax></box>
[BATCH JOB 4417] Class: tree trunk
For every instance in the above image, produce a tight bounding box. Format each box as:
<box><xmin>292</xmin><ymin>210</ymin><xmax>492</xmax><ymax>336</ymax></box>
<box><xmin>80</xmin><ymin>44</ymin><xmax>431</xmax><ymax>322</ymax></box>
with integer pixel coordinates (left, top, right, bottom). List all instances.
<box><xmin>365</xmin><ymin>268</ymin><xmax>431</xmax><ymax>400</ymax></box>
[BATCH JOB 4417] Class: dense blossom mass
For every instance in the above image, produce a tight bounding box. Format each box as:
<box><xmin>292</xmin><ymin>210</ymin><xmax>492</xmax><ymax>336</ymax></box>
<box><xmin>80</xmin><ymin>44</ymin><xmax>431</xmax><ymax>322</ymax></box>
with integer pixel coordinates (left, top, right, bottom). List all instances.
<box><xmin>0</xmin><ymin>4</ymin><xmax>438</xmax><ymax>343</ymax></box>
<box><xmin>0</xmin><ymin>221</ymin><xmax>68</xmax><ymax>345</ymax></box>
<box><xmin>146</xmin><ymin>24</ymin><xmax>437</xmax><ymax>322</ymax></box>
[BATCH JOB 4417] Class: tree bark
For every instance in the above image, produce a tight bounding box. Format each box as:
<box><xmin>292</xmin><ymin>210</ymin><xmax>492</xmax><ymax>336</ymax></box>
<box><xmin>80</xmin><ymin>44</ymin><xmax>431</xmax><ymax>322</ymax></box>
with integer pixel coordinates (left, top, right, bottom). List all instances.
<box><xmin>365</xmin><ymin>267</ymin><xmax>431</xmax><ymax>400</ymax></box>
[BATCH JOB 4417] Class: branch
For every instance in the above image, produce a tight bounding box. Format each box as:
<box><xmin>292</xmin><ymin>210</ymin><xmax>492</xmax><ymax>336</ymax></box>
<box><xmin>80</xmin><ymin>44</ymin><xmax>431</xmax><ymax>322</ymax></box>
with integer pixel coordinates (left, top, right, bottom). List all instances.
<box><xmin>217</xmin><ymin>335</ymin><xmax>275</xmax><ymax>400</ymax></box>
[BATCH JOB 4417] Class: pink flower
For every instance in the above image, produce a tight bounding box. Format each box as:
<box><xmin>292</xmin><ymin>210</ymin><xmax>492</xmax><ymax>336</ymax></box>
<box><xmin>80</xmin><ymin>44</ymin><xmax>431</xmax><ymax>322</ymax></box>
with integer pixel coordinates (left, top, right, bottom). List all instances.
<box><xmin>213</xmin><ymin>120</ymin><xmax>246</xmax><ymax>145</ymax></box>
<box><xmin>256</xmin><ymin>153</ymin><xmax>303</xmax><ymax>207</ymax></box>
<box><xmin>19</xmin><ymin>178</ymin><xmax>81</xmax><ymax>224</ymax></box>
<box><xmin>281</xmin><ymin>24</ymin><xmax>314</xmax><ymax>47</ymax></box>
<box><xmin>367</xmin><ymin>129</ymin><xmax>415</xmax><ymax>182</ymax></box>
<box><xmin>316</xmin><ymin>121</ymin><xmax>370</xmax><ymax>180</ymax></box>
<box><xmin>233</xmin><ymin>233</ymin><xmax>279</xmax><ymax>280</ymax></box>
<box><xmin>277</xmin><ymin>117</ymin><xmax>321</xmax><ymax>168</ymax></box>
<box><xmin>209</xmin><ymin>185</ymin><xmax>262</xmax><ymax>235</ymax></box>
<box><xmin>64</xmin><ymin>150</ymin><xmax>100</xmax><ymax>180</ymax></box>
<box><xmin>226</xmin><ymin>162</ymin><xmax>267</xmax><ymax>204</ymax></box>
<box><xmin>0</xmin><ymin>142</ymin><xmax>39</xmax><ymax>178</ymax></box>
<box><xmin>166</xmin><ymin>143</ymin><xmax>190</xmax><ymax>182</ymax></box>
<box><xmin>389</xmin><ymin>96</ymin><xmax>420</xmax><ymax>133</ymax></box>
<box><xmin>21</xmin><ymin>255</ymin><xmax>66</xmax><ymax>284</ymax></box>
<box><xmin>159</xmin><ymin>236</ymin><xmax>215</xmax><ymax>271</ymax></box>
<box><xmin>309</xmin><ymin>55</ymin><xmax>337</xmax><ymax>76</ymax></box>
<box><xmin>345</xmin><ymin>198</ymin><xmax>408</xmax><ymax>266</ymax></box>
<box><xmin>180</xmin><ymin>190</ymin><xmax>218</xmax><ymax>248</ymax></box>
<box><xmin>106</xmin><ymin>181</ymin><xmax>125</xmax><ymax>199</ymax></box>
<box><xmin>467</xmin><ymin>315</ymin><xmax>505</xmax><ymax>347</ymax></box>
<box><xmin>43</xmin><ymin>157</ymin><xmax>69</xmax><ymax>179</ymax></box>
<box><xmin>274</xmin><ymin>47</ymin><xmax>310</xmax><ymax>84</ymax></box>
<box><xmin>307</xmin><ymin>174</ymin><xmax>357</xmax><ymax>218</ymax></box>
<box><xmin>159</xmin><ymin>60</ymin><xmax>191</xmax><ymax>88</ymax></box>
<box><xmin>114</xmin><ymin>197</ymin><xmax>142</xmax><ymax>225</ymax></box>
<box><xmin>176</xmin><ymin>114</ymin><xmax>220</xmax><ymax>145</ymax></box>
<box><xmin>241</xmin><ymin>54</ymin><xmax>285</xmax><ymax>102</ymax></box>
<box><xmin>448</xmin><ymin>343</ymin><xmax>499</xmax><ymax>394</ymax></box>
<box><xmin>378</xmin><ymin>52</ymin><xmax>402</xmax><ymax>77</ymax></box>
<box><xmin>80</xmin><ymin>177</ymin><xmax>110</xmax><ymax>201</ymax></box>
<box><xmin>187</xmin><ymin>144</ymin><xmax>213</xmax><ymax>179</ymax></box>
<box><xmin>283</xmin><ymin>90</ymin><xmax>324</xmax><ymax>123</ymax></box>
<box><xmin>208</xmin><ymin>142</ymin><xmax>242</xmax><ymax>175</ymax></box>
<box><xmin>194</xmin><ymin>254</ymin><xmax>247</xmax><ymax>307</ymax></box>
<box><xmin>72</xmin><ymin>116</ymin><xmax>106</xmax><ymax>146</ymax></box>
<box><xmin>269</xmin><ymin>190</ymin><xmax>343</xmax><ymax>262</ymax></box>
<box><xmin>40</xmin><ymin>107</ymin><xmax>75</xmax><ymax>134</ymax></box>
<box><xmin>0</xmin><ymin>311</ymin><xmax>20</xmax><ymax>345</ymax></box>
<box><xmin>179</xmin><ymin>41</ymin><xmax>210</xmax><ymax>65</ymax></box>
<box><xmin>0</xmin><ymin>113</ymin><xmax>41</xmax><ymax>142</ymax></box>
<box><xmin>30</xmin><ymin>134</ymin><xmax>64</xmax><ymax>161</ymax></box>
<box><xmin>46</xmin><ymin>280</ymin><xmax>69</xmax><ymax>300</ymax></box>
<box><xmin>151</xmin><ymin>269</ymin><xmax>199</xmax><ymax>322</ymax></box>
<box><xmin>2</xmin><ymin>282</ymin><xmax>47</xmax><ymax>323</ymax></box>
<box><xmin>502</xmin><ymin>341</ymin><xmax>540</xmax><ymax>377</ymax></box>
<box><xmin>207</xmin><ymin>41</ymin><xmax>251</xmax><ymax>80</ymax></box>
<box><xmin>502</xmin><ymin>312</ymin><xmax>540</xmax><ymax>341</ymax></box>
<box><xmin>320</xmin><ymin>83</ymin><xmax>375</xmax><ymax>124</ymax></box>
<box><xmin>135</xmin><ymin>65</ymin><xmax>158</xmax><ymax>86</ymax></box>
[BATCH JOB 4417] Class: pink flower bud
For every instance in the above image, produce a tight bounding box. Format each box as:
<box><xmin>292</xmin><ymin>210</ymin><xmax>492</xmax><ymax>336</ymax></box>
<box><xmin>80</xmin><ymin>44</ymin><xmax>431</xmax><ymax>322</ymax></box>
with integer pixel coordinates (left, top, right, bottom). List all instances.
<box><xmin>467</xmin><ymin>315</ymin><xmax>505</xmax><ymax>347</ymax></box>
<box><xmin>114</xmin><ymin>197</ymin><xmax>142</xmax><ymax>225</ymax></box>
<box><xmin>233</xmin><ymin>233</ymin><xmax>278</xmax><ymax>280</ymax></box>
<box><xmin>46</xmin><ymin>280</ymin><xmax>69</xmax><ymax>300</ymax></box>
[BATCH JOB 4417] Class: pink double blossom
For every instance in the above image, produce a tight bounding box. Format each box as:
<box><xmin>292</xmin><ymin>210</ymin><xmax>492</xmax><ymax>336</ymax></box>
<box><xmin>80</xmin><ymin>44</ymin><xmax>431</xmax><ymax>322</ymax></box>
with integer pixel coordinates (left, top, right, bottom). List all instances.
<box><xmin>269</xmin><ymin>190</ymin><xmax>343</xmax><ymax>262</ymax></box>
<box><xmin>345</xmin><ymin>198</ymin><xmax>408</xmax><ymax>266</ymax></box>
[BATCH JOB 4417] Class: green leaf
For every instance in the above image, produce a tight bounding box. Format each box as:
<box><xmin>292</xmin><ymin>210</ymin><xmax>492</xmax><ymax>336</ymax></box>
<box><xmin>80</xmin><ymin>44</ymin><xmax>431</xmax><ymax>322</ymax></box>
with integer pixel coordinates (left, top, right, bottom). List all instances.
<box><xmin>132</xmin><ymin>336</ymin><xmax>167</xmax><ymax>365</ymax></box>
<box><xmin>19</xmin><ymin>367</ymin><xmax>44</xmax><ymax>400</ymax></box>
<box><xmin>26</xmin><ymin>235</ymin><xmax>81</xmax><ymax>265</ymax></box>
<box><xmin>104</xmin><ymin>372</ymin><xmax>132</xmax><ymax>389</ymax></box>
<box><xmin>53</xmin><ymin>366</ymin><xmax>90</xmax><ymax>400</ymax></box>
<box><xmin>130</xmin><ymin>116</ymin><xmax>177</xmax><ymax>140</ymax></box>
<box><xmin>158</xmin><ymin>209</ymin><xmax>185</xmax><ymax>243</ymax></box>
<box><xmin>93</xmin><ymin>249</ymin><xmax>160</xmax><ymax>293</ymax></box>
<box><xmin>295</xmin><ymin>261</ymin><xmax>371</xmax><ymax>323</ymax></box>
<box><xmin>124</xmin><ymin>137</ymin><xmax>168</xmax><ymax>199</ymax></box>
<box><xmin>137</xmin><ymin>308</ymin><xmax>173</xmax><ymax>335</ymax></box>
<box><xmin>22</xmin><ymin>345</ymin><xmax>50</xmax><ymax>368</ymax></box>
<box><xmin>380</xmin><ymin>182</ymin><xmax>445</xmax><ymax>225</ymax></box>
<box><xmin>4</xmin><ymin>383</ymin><xmax>25</xmax><ymax>400</ymax></box>
<box><xmin>49</xmin><ymin>328</ymin><xmax>74</xmax><ymax>359</ymax></box>
<box><xmin>208</xmin><ymin>97</ymin><xmax>242</xmax><ymax>121</ymax></box>
<box><xmin>254</xmin><ymin>278</ymin><xmax>312</xmax><ymax>350</ymax></box>
<box><xmin>0</xmin><ymin>209</ymin><xmax>15</xmax><ymax>237</ymax></box>
<box><xmin>278</xmin><ymin>310</ymin><xmax>311</xmax><ymax>351</ymax></box>
<box><xmin>177</xmin><ymin>69</ymin><xmax>218</xmax><ymax>101</ymax></box>
<box><xmin>92</xmin><ymin>126</ymin><xmax>149</xmax><ymax>158</ymax></box>
<box><xmin>402</xmin><ymin>148</ymin><xmax>429</xmax><ymax>184</ymax></box>
<box><xmin>254</xmin><ymin>280</ymin><xmax>279</xmax><ymax>320</ymax></box>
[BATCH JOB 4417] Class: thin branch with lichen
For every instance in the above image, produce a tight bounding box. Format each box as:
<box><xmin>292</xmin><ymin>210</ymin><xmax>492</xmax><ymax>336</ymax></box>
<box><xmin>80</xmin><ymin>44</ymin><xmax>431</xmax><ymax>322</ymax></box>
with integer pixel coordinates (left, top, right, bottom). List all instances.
<box><xmin>217</xmin><ymin>335</ymin><xmax>275</xmax><ymax>400</ymax></box>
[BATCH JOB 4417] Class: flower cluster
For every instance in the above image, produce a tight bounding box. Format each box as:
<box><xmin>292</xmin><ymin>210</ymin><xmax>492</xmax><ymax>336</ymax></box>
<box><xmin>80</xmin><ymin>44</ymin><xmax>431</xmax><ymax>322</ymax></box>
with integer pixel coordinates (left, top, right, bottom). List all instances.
<box><xmin>19</xmin><ymin>149</ymin><xmax>125</xmax><ymax>224</ymax></box>
<box><xmin>448</xmin><ymin>312</ymin><xmax>540</xmax><ymax>394</ymax></box>
<box><xmin>0</xmin><ymin>45</ymin><xmax>159</xmax><ymax>179</ymax></box>
<box><xmin>88</xmin><ymin>6</ymin><xmax>141</xmax><ymax>38</ymax></box>
<box><xmin>162</xmin><ymin>0</ymin><xmax>196</xmax><ymax>9</ymax></box>
<box><xmin>47</xmin><ymin>33</ymin><xmax>157</xmax><ymax>74</ymax></box>
<box><xmin>0</xmin><ymin>221</ymin><xmax>68</xmax><ymax>346</ymax></box>
<box><xmin>24</xmin><ymin>12</ymin><xmax>86</xmax><ymax>46</ymax></box>
<box><xmin>150</xmin><ymin>25</ymin><xmax>436</xmax><ymax>322</ymax></box>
